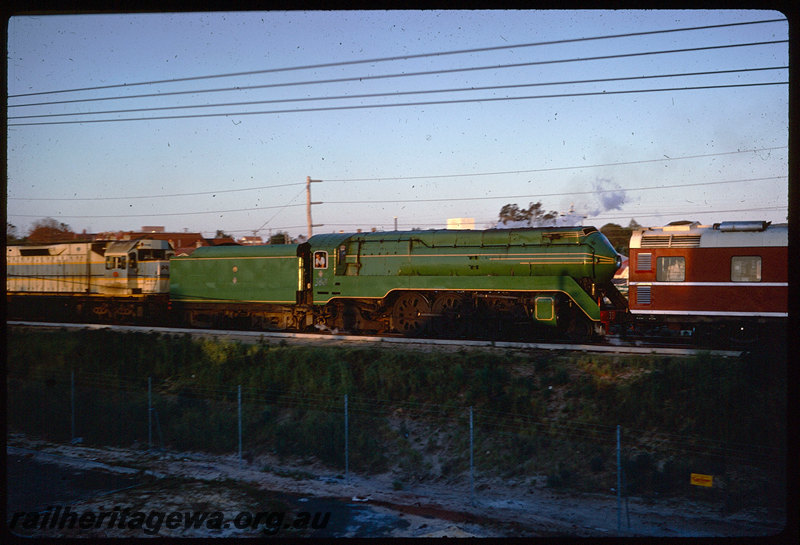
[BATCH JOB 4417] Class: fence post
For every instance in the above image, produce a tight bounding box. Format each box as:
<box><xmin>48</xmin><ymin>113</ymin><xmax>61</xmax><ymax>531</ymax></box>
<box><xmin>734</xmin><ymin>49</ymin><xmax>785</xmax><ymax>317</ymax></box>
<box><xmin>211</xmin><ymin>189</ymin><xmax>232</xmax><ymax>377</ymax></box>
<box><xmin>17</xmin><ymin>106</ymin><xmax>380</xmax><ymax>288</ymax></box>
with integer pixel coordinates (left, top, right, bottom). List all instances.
<box><xmin>71</xmin><ymin>369</ymin><xmax>75</xmax><ymax>442</ymax></box>
<box><xmin>617</xmin><ymin>425</ymin><xmax>622</xmax><ymax>534</ymax></box>
<box><xmin>238</xmin><ymin>385</ymin><xmax>243</xmax><ymax>465</ymax></box>
<box><xmin>148</xmin><ymin>376</ymin><xmax>152</xmax><ymax>451</ymax></box>
<box><xmin>470</xmin><ymin>406</ymin><xmax>475</xmax><ymax>505</ymax></box>
<box><xmin>344</xmin><ymin>394</ymin><xmax>349</xmax><ymax>482</ymax></box>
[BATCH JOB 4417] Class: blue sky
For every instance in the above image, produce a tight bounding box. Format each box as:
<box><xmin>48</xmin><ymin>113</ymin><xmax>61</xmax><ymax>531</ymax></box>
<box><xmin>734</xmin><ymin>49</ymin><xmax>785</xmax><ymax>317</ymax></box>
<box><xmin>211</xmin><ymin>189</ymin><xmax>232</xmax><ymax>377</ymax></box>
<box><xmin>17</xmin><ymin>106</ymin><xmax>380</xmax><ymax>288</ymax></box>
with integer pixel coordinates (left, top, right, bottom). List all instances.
<box><xmin>6</xmin><ymin>10</ymin><xmax>789</xmax><ymax>241</ymax></box>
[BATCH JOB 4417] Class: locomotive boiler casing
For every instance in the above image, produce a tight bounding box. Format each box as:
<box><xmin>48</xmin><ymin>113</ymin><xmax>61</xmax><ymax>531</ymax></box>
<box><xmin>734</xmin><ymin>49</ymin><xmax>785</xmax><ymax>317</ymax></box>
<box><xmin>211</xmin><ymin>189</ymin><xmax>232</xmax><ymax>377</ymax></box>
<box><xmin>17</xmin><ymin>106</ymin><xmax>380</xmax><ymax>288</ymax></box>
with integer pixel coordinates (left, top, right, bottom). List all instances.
<box><xmin>308</xmin><ymin>227</ymin><xmax>622</xmax><ymax>324</ymax></box>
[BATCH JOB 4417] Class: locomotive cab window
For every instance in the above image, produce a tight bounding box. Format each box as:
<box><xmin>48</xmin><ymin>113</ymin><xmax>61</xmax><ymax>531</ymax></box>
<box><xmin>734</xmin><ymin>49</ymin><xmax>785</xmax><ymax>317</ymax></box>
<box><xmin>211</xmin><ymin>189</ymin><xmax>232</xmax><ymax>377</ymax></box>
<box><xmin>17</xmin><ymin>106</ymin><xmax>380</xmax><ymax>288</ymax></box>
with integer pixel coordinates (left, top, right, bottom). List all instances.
<box><xmin>129</xmin><ymin>253</ymin><xmax>137</xmax><ymax>271</ymax></box>
<box><xmin>731</xmin><ymin>256</ymin><xmax>761</xmax><ymax>282</ymax></box>
<box><xmin>656</xmin><ymin>256</ymin><xmax>685</xmax><ymax>282</ymax></box>
<box><xmin>138</xmin><ymin>249</ymin><xmax>167</xmax><ymax>261</ymax></box>
<box><xmin>105</xmin><ymin>256</ymin><xmax>126</xmax><ymax>270</ymax></box>
<box><xmin>313</xmin><ymin>251</ymin><xmax>328</xmax><ymax>269</ymax></box>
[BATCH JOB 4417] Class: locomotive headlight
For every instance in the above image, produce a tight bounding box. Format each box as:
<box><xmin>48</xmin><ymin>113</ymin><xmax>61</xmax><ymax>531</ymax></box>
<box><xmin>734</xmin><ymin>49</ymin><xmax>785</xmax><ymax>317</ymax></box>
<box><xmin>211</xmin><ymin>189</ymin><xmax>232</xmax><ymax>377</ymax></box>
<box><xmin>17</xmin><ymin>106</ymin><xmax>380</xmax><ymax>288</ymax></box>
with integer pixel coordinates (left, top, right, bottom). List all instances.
<box><xmin>615</xmin><ymin>254</ymin><xmax>622</xmax><ymax>270</ymax></box>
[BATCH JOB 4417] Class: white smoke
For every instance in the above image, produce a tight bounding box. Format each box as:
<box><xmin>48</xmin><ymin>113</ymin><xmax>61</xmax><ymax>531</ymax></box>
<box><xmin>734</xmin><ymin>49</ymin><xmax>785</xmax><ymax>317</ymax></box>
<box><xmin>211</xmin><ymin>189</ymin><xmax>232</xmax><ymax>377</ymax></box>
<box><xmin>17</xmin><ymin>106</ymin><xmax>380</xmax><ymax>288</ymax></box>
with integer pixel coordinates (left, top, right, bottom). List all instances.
<box><xmin>593</xmin><ymin>177</ymin><xmax>627</xmax><ymax>213</ymax></box>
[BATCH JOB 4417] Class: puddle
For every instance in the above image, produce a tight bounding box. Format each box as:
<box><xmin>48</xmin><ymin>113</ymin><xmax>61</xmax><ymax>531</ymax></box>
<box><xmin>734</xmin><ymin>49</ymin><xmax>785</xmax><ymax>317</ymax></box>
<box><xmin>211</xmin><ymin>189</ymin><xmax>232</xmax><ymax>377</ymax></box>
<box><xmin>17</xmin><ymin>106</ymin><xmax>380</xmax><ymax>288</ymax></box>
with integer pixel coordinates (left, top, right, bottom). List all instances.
<box><xmin>6</xmin><ymin>454</ymin><xmax>143</xmax><ymax>514</ymax></box>
<box><xmin>6</xmin><ymin>454</ymin><xmax>411</xmax><ymax>537</ymax></box>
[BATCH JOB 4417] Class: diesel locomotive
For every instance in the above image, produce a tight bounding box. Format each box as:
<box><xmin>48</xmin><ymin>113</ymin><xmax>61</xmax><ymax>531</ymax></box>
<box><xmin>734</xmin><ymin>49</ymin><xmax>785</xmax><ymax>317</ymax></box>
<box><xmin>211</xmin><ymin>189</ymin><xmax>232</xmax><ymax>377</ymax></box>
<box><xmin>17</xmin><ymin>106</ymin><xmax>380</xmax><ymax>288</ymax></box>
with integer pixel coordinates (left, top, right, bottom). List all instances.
<box><xmin>6</xmin><ymin>238</ymin><xmax>173</xmax><ymax>323</ymax></box>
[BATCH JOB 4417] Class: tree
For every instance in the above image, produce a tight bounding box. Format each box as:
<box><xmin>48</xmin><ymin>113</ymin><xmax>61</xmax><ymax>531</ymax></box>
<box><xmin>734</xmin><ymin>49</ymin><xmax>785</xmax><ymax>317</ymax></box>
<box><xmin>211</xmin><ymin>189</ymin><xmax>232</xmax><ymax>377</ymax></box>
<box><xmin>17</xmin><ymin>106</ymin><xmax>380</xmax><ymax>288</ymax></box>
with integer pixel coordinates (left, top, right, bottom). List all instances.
<box><xmin>600</xmin><ymin>218</ymin><xmax>642</xmax><ymax>255</ymax></box>
<box><xmin>269</xmin><ymin>232</ymin><xmax>289</xmax><ymax>244</ymax></box>
<box><xmin>27</xmin><ymin>218</ymin><xmax>77</xmax><ymax>243</ymax></box>
<box><xmin>214</xmin><ymin>229</ymin><xmax>232</xmax><ymax>239</ymax></box>
<box><xmin>498</xmin><ymin>202</ymin><xmax>558</xmax><ymax>226</ymax></box>
<box><xmin>7</xmin><ymin>223</ymin><xmax>23</xmax><ymax>244</ymax></box>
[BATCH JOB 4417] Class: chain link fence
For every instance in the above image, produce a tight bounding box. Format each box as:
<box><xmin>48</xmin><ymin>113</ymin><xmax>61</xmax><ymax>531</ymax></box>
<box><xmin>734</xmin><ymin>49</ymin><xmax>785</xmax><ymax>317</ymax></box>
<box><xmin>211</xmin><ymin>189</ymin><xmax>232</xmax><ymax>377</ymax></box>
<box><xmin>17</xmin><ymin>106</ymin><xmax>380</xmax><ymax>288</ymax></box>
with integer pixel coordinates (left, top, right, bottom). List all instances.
<box><xmin>7</xmin><ymin>365</ymin><xmax>786</xmax><ymax>533</ymax></box>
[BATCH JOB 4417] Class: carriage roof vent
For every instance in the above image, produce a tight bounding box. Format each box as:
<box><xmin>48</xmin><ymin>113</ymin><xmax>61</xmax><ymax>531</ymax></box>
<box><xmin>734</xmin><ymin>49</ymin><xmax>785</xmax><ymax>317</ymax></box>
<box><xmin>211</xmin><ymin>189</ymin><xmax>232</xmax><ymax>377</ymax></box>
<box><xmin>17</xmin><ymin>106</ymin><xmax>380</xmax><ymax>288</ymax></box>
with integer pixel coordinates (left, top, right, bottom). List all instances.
<box><xmin>714</xmin><ymin>221</ymin><xmax>770</xmax><ymax>232</ymax></box>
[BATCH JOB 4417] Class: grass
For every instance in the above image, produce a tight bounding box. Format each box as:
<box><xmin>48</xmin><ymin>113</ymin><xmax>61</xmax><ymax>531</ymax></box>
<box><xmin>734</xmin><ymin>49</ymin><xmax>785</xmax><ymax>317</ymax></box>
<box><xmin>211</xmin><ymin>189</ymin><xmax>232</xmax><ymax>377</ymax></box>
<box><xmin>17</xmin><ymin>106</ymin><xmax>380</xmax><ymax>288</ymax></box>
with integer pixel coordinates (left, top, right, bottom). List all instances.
<box><xmin>6</xmin><ymin>327</ymin><xmax>787</xmax><ymax>509</ymax></box>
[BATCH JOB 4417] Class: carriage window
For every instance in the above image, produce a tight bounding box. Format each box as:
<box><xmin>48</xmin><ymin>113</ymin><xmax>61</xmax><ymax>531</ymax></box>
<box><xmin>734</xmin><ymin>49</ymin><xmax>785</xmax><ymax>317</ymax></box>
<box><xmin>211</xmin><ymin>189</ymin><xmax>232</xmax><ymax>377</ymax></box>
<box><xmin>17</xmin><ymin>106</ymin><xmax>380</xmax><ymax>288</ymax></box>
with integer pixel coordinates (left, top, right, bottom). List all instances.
<box><xmin>105</xmin><ymin>256</ymin><xmax>114</xmax><ymax>270</ymax></box>
<box><xmin>731</xmin><ymin>256</ymin><xmax>761</xmax><ymax>282</ymax></box>
<box><xmin>656</xmin><ymin>256</ymin><xmax>685</xmax><ymax>282</ymax></box>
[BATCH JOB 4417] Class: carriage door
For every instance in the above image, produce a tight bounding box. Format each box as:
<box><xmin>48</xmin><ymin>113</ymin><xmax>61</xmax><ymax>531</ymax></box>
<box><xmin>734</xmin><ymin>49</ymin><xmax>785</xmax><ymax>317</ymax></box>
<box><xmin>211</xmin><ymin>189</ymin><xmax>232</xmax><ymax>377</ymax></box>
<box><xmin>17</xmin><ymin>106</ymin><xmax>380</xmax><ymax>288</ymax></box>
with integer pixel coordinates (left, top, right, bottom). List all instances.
<box><xmin>297</xmin><ymin>243</ymin><xmax>313</xmax><ymax>304</ymax></box>
<box><xmin>128</xmin><ymin>251</ymin><xmax>140</xmax><ymax>292</ymax></box>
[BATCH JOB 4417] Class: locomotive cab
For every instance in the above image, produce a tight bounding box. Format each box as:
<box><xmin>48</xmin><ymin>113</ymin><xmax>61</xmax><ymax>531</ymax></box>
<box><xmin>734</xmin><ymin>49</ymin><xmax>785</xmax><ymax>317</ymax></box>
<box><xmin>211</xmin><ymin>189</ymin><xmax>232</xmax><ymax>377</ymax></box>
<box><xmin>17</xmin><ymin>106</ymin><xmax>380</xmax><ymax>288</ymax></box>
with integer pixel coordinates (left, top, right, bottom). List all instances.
<box><xmin>103</xmin><ymin>239</ymin><xmax>173</xmax><ymax>295</ymax></box>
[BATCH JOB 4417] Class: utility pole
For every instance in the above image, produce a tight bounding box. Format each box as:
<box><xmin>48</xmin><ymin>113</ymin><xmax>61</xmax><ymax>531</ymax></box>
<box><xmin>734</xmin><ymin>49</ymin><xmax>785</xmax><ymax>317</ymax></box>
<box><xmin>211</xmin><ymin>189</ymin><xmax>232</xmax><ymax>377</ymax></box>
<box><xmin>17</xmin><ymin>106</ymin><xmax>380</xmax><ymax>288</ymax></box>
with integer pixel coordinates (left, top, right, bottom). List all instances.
<box><xmin>306</xmin><ymin>176</ymin><xmax>323</xmax><ymax>238</ymax></box>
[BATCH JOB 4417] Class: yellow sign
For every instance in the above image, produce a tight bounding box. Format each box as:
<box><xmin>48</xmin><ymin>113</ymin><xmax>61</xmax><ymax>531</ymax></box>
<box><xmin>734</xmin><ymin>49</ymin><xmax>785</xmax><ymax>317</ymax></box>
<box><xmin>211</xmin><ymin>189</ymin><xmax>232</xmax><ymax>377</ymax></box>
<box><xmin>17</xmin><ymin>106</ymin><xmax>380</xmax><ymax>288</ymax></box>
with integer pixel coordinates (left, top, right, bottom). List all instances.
<box><xmin>690</xmin><ymin>473</ymin><xmax>713</xmax><ymax>487</ymax></box>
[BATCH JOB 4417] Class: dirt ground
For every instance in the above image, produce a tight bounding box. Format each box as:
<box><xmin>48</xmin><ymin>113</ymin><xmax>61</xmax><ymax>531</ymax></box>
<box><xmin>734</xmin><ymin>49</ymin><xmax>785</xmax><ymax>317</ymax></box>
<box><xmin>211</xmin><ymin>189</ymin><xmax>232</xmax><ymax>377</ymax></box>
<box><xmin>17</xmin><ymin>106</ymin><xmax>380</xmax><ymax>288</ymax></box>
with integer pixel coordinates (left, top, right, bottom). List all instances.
<box><xmin>6</xmin><ymin>433</ymin><xmax>786</xmax><ymax>538</ymax></box>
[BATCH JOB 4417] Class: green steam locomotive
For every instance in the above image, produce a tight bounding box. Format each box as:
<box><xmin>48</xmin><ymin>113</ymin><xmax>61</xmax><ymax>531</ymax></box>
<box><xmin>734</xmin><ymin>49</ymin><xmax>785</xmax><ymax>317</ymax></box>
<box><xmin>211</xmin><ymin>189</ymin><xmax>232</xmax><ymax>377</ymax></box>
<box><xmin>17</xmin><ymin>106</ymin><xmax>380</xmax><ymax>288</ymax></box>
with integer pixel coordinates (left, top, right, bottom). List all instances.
<box><xmin>169</xmin><ymin>226</ymin><xmax>624</xmax><ymax>340</ymax></box>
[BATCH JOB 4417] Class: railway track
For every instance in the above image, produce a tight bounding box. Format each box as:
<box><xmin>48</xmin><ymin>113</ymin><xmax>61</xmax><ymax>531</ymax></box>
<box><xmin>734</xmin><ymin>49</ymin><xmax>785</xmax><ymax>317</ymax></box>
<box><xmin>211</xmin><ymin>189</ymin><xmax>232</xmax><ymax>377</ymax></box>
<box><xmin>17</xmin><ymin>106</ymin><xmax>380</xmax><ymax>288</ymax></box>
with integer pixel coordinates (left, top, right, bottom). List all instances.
<box><xmin>8</xmin><ymin>321</ymin><xmax>744</xmax><ymax>357</ymax></box>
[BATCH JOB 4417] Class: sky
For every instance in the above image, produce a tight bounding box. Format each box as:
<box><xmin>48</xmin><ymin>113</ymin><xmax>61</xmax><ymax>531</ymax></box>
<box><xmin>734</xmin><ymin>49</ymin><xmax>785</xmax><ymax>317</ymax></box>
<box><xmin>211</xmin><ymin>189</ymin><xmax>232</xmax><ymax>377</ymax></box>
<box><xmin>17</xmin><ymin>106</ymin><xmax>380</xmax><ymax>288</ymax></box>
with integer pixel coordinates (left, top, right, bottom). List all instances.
<box><xmin>6</xmin><ymin>10</ymin><xmax>789</xmax><ymax>241</ymax></box>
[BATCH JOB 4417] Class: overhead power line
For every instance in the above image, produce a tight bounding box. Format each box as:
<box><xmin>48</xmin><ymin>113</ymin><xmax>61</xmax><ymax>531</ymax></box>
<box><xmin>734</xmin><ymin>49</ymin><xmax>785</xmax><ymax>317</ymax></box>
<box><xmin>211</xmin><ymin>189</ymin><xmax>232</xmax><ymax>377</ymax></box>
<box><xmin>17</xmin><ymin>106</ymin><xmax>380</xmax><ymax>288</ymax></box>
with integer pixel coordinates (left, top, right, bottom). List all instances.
<box><xmin>8</xmin><ymin>203</ymin><xmax>307</xmax><ymax>219</ymax></box>
<box><xmin>215</xmin><ymin>203</ymin><xmax>789</xmax><ymax>234</ymax></box>
<box><xmin>322</xmin><ymin>176</ymin><xmax>785</xmax><ymax>205</ymax></box>
<box><xmin>7</xmin><ymin>81</ymin><xmax>787</xmax><ymax>127</ymax></box>
<box><xmin>590</xmin><ymin>206</ymin><xmax>787</xmax><ymax>221</ymax></box>
<box><xmin>9</xmin><ymin>66</ymin><xmax>787</xmax><ymax>121</ymax></box>
<box><xmin>323</xmin><ymin>147</ymin><xmax>788</xmax><ymax>183</ymax></box>
<box><xmin>8</xmin><ymin>147</ymin><xmax>786</xmax><ymax>201</ymax></box>
<box><xmin>10</xmin><ymin>181</ymin><xmax>305</xmax><ymax>201</ymax></box>
<box><xmin>8</xmin><ymin>40</ymin><xmax>787</xmax><ymax>110</ymax></box>
<box><xmin>8</xmin><ymin>18</ymin><xmax>785</xmax><ymax>99</ymax></box>
<box><xmin>8</xmin><ymin>176</ymin><xmax>784</xmax><ymax>219</ymax></box>
<box><xmin>254</xmin><ymin>187</ymin><xmax>307</xmax><ymax>234</ymax></box>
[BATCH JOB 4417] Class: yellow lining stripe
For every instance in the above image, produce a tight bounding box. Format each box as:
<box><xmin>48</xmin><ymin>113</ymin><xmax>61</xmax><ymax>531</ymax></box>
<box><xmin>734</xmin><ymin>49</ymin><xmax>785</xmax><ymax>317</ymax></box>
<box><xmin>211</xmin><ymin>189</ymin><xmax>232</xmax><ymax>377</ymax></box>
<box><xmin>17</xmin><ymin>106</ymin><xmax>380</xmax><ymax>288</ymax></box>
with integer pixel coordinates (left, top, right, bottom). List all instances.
<box><xmin>8</xmin><ymin>261</ymin><xmax>108</xmax><ymax>266</ymax></box>
<box><xmin>173</xmin><ymin>298</ymin><xmax>295</xmax><ymax>304</ymax></box>
<box><xmin>359</xmin><ymin>251</ymin><xmax>596</xmax><ymax>257</ymax></box>
<box><xmin>313</xmin><ymin>287</ymin><xmax>599</xmax><ymax>321</ymax></box>
<box><xmin>7</xmin><ymin>292</ymin><xmax>158</xmax><ymax>299</ymax></box>
<box><xmin>175</xmin><ymin>256</ymin><xmax>295</xmax><ymax>261</ymax></box>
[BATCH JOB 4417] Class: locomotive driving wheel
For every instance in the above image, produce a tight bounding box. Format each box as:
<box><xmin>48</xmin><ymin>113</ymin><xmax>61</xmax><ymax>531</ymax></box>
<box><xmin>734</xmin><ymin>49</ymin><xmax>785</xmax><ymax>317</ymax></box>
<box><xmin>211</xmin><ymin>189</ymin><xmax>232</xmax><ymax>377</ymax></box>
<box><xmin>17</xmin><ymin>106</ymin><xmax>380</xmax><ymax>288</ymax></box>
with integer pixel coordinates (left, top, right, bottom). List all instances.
<box><xmin>431</xmin><ymin>292</ymin><xmax>470</xmax><ymax>337</ymax></box>
<box><xmin>391</xmin><ymin>291</ymin><xmax>431</xmax><ymax>335</ymax></box>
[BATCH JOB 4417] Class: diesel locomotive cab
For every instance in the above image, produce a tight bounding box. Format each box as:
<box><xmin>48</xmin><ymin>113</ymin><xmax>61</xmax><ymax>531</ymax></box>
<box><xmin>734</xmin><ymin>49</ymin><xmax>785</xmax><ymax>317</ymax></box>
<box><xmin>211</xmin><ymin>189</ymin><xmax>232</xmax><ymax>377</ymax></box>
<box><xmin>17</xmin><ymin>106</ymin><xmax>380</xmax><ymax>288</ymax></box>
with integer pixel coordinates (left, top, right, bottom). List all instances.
<box><xmin>103</xmin><ymin>239</ymin><xmax>173</xmax><ymax>295</ymax></box>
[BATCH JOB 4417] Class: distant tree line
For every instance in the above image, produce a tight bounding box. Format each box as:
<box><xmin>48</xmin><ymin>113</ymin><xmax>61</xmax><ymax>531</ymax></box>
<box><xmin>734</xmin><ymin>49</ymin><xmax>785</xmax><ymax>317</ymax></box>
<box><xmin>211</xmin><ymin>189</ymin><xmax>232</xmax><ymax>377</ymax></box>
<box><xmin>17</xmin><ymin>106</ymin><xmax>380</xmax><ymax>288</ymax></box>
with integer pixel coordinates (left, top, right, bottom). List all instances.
<box><xmin>6</xmin><ymin>218</ymin><xmax>297</xmax><ymax>246</ymax></box>
<box><xmin>599</xmin><ymin>219</ymin><xmax>641</xmax><ymax>256</ymax></box>
<box><xmin>497</xmin><ymin>202</ymin><xmax>558</xmax><ymax>226</ymax></box>
<box><xmin>7</xmin><ymin>218</ymin><xmax>81</xmax><ymax>244</ymax></box>
<box><xmin>11</xmin><ymin>213</ymin><xmax>644</xmax><ymax>255</ymax></box>
<box><xmin>496</xmin><ymin>203</ymin><xmax>641</xmax><ymax>255</ymax></box>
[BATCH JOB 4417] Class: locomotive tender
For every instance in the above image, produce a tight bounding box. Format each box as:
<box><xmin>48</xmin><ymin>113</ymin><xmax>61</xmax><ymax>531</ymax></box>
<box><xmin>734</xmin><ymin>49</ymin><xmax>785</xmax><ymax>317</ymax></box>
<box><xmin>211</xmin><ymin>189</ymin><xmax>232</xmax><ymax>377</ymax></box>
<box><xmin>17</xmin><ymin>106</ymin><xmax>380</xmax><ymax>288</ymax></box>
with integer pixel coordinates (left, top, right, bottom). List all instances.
<box><xmin>169</xmin><ymin>226</ymin><xmax>623</xmax><ymax>338</ymax></box>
